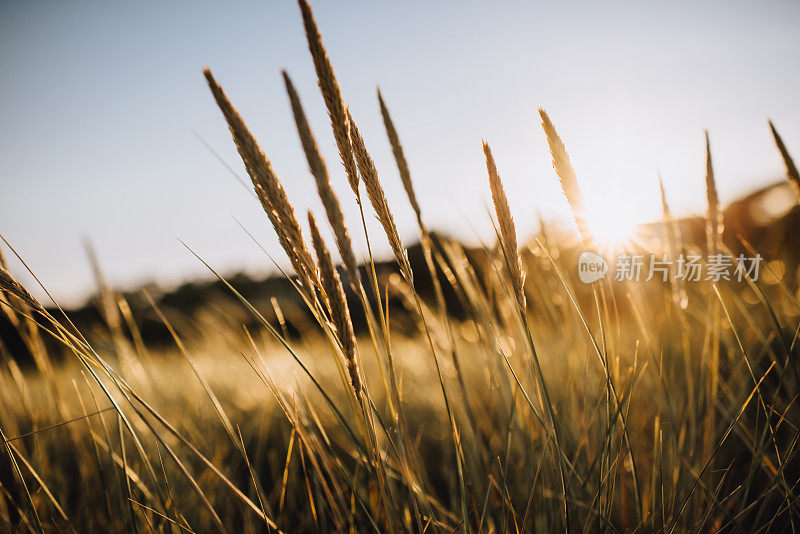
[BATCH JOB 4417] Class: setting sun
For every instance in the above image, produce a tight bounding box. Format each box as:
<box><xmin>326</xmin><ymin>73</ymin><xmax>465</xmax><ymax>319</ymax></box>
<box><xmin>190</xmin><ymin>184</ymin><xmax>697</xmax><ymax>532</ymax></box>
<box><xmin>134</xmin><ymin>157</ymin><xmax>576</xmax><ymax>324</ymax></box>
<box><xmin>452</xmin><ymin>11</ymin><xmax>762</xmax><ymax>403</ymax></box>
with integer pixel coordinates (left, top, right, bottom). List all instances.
<box><xmin>576</xmin><ymin>182</ymin><xmax>647</xmax><ymax>249</ymax></box>
<box><xmin>585</xmin><ymin>203</ymin><xmax>641</xmax><ymax>248</ymax></box>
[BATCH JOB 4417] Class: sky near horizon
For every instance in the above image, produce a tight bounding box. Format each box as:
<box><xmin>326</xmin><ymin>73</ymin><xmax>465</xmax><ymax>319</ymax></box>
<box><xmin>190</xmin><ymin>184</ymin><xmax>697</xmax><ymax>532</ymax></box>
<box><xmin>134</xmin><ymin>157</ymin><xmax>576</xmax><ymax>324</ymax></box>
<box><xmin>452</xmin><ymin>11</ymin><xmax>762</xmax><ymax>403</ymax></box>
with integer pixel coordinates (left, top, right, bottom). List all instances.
<box><xmin>1</xmin><ymin>0</ymin><xmax>799</xmax><ymax>306</ymax></box>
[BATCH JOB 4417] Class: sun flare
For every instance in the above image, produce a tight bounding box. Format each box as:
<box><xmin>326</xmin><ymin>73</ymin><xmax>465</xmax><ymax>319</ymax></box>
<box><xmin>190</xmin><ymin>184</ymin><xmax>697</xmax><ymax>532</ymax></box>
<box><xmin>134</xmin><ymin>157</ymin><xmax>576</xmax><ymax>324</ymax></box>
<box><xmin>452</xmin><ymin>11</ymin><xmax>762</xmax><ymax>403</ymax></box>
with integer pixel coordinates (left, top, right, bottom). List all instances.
<box><xmin>584</xmin><ymin>202</ymin><xmax>642</xmax><ymax>250</ymax></box>
<box><xmin>587</xmin><ymin>210</ymin><xmax>638</xmax><ymax>248</ymax></box>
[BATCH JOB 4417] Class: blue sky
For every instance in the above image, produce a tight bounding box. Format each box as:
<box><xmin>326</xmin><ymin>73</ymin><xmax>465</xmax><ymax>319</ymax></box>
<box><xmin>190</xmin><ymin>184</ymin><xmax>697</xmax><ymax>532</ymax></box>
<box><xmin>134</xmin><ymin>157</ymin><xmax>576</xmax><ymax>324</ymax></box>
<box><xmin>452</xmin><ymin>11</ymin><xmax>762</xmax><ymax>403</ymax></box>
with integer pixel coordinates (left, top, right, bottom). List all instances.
<box><xmin>1</xmin><ymin>0</ymin><xmax>799</xmax><ymax>305</ymax></box>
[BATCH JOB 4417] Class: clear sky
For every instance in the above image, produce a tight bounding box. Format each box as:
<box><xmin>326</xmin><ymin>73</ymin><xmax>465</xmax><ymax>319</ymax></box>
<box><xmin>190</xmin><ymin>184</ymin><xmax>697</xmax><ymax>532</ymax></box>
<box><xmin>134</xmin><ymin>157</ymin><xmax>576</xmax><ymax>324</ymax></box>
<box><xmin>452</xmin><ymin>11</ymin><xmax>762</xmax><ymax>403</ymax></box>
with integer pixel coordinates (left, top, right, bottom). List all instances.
<box><xmin>1</xmin><ymin>0</ymin><xmax>799</xmax><ymax>305</ymax></box>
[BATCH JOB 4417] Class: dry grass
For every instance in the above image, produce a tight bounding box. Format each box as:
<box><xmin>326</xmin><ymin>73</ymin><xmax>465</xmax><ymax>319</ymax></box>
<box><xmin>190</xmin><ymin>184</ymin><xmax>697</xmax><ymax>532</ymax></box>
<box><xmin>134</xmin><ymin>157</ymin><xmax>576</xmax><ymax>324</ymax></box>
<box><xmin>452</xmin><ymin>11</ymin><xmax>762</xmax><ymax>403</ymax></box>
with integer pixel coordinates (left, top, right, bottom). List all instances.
<box><xmin>378</xmin><ymin>90</ymin><xmax>423</xmax><ymax>230</ymax></box>
<box><xmin>297</xmin><ymin>0</ymin><xmax>359</xmax><ymax>198</ymax></box>
<box><xmin>307</xmin><ymin>212</ymin><xmax>361</xmax><ymax>400</ymax></box>
<box><xmin>769</xmin><ymin>120</ymin><xmax>800</xmax><ymax>201</ymax></box>
<box><xmin>483</xmin><ymin>141</ymin><xmax>525</xmax><ymax>307</ymax></box>
<box><xmin>204</xmin><ymin>68</ymin><xmax>321</xmax><ymax>305</ymax></box>
<box><xmin>0</xmin><ymin>266</ymin><xmax>42</xmax><ymax>312</ymax></box>
<box><xmin>704</xmin><ymin>132</ymin><xmax>723</xmax><ymax>254</ymax></box>
<box><xmin>539</xmin><ymin>108</ymin><xmax>594</xmax><ymax>249</ymax></box>
<box><xmin>283</xmin><ymin>71</ymin><xmax>360</xmax><ymax>289</ymax></box>
<box><xmin>1</xmin><ymin>1</ymin><xmax>799</xmax><ymax>532</ymax></box>
<box><xmin>347</xmin><ymin>110</ymin><xmax>412</xmax><ymax>282</ymax></box>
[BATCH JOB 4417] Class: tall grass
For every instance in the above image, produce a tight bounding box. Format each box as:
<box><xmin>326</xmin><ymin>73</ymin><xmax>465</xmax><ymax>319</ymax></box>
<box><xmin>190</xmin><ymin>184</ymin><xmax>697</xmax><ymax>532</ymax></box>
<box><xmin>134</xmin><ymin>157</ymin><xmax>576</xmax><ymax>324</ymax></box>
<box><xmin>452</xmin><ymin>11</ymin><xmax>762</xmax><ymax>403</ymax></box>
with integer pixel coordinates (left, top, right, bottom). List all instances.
<box><xmin>1</xmin><ymin>1</ymin><xmax>799</xmax><ymax>532</ymax></box>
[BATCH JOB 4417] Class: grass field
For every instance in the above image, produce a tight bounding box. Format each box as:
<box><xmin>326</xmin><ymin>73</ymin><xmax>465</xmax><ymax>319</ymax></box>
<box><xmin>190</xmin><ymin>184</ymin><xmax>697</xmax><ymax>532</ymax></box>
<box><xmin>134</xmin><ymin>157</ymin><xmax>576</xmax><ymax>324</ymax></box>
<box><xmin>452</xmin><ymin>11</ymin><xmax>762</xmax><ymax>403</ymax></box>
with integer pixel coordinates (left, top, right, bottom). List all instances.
<box><xmin>2</xmin><ymin>1</ymin><xmax>800</xmax><ymax>532</ymax></box>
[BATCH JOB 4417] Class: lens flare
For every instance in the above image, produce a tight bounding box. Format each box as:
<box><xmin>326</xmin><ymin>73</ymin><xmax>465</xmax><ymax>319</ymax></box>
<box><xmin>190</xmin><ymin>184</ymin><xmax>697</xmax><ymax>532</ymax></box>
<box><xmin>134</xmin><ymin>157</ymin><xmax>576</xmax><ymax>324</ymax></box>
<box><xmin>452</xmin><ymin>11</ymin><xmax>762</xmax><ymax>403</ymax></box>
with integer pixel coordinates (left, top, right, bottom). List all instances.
<box><xmin>585</xmin><ymin>205</ymin><xmax>640</xmax><ymax>248</ymax></box>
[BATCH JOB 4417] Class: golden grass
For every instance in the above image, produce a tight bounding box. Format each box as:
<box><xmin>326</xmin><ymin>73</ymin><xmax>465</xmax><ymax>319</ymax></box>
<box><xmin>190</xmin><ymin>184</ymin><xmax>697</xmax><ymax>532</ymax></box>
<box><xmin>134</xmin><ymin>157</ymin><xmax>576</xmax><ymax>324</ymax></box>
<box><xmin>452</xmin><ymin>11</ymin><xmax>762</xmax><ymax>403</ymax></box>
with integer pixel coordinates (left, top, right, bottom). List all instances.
<box><xmin>1</xmin><ymin>1</ymin><xmax>799</xmax><ymax>532</ymax></box>
<box><xmin>347</xmin><ymin>110</ymin><xmax>412</xmax><ymax>282</ymax></box>
<box><xmin>704</xmin><ymin>131</ymin><xmax>723</xmax><ymax>254</ymax></box>
<box><xmin>378</xmin><ymin>90</ymin><xmax>424</xmax><ymax>230</ymax></box>
<box><xmin>483</xmin><ymin>141</ymin><xmax>525</xmax><ymax>307</ymax></box>
<box><xmin>539</xmin><ymin>108</ymin><xmax>594</xmax><ymax>249</ymax></box>
<box><xmin>204</xmin><ymin>68</ymin><xmax>321</xmax><ymax>303</ymax></box>
<box><xmin>0</xmin><ymin>266</ymin><xmax>42</xmax><ymax>311</ymax></box>
<box><xmin>769</xmin><ymin>120</ymin><xmax>800</xmax><ymax>201</ymax></box>
<box><xmin>283</xmin><ymin>71</ymin><xmax>360</xmax><ymax>289</ymax></box>
<box><xmin>307</xmin><ymin>211</ymin><xmax>361</xmax><ymax>400</ymax></box>
<box><xmin>297</xmin><ymin>0</ymin><xmax>360</xmax><ymax>198</ymax></box>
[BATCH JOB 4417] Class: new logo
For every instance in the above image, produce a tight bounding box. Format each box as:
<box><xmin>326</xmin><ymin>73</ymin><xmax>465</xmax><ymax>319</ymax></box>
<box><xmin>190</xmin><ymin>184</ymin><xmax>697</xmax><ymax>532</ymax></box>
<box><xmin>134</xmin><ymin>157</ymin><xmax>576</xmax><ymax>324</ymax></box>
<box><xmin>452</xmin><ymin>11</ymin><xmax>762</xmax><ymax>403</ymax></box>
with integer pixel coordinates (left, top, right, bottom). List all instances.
<box><xmin>578</xmin><ymin>251</ymin><xmax>608</xmax><ymax>283</ymax></box>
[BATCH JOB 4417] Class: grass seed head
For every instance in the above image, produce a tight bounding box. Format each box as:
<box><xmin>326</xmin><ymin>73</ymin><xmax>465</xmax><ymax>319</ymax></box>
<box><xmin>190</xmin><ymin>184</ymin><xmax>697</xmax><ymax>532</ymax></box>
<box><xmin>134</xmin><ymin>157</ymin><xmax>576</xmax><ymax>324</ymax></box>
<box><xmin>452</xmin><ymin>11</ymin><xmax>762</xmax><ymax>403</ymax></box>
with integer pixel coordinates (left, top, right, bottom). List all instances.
<box><xmin>348</xmin><ymin>111</ymin><xmax>412</xmax><ymax>281</ymax></box>
<box><xmin>768</xmin><ymin>120</ymin><xmax>800</xmax><ymax>202</ymax></box>
<box><xmin>204</xmin><ymin>68</ymin><xmax>321</xmax><ymax>299</ymax></box>
<box><xmin>283</xmin><ymin>70</ymin><xmax>360</xmax><ymax>288</ymax></box>
<box><xmin>539</xmin><ymin>109</ymin><xmax>594</xmax><ymax>249</ymax></box>
<box><xmin>378</xmin><ymin>89</ymin><xmax>424</xmax><ymax>230</ymax></box>
<box><xmin>0</xmin><ymin>267</ymin><xmax>42</xmax><ymax>311</ymax></box>
<box><xmin>704</xmin><ymin>131</ymin><xmax>723</xmax><ymax>254</ymax></box>
<box><xmin>307</xmin><ymin>211</ymin><xmax>361</xmax><ymax>399</ymax></box>
<box><xmin>483</xmin><ymin>142</ymin><xmax>525</xmax><ymax>307</ymax></box>
<box><xmin>297</xmin><ymin>0</ymin><xmax>360</xmax><ymax>197</ymax></box>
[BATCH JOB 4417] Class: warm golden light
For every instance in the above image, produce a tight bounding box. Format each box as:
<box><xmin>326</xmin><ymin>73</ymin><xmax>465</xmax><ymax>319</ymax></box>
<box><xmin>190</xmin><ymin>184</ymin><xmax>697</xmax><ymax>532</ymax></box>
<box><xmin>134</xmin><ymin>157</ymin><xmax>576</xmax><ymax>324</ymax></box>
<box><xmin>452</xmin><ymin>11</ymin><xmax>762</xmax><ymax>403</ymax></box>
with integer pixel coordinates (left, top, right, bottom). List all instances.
<box><xmin>585</xmin><ymin>202</ymin><xmax>641</xmax><ymax>249</ymax></box>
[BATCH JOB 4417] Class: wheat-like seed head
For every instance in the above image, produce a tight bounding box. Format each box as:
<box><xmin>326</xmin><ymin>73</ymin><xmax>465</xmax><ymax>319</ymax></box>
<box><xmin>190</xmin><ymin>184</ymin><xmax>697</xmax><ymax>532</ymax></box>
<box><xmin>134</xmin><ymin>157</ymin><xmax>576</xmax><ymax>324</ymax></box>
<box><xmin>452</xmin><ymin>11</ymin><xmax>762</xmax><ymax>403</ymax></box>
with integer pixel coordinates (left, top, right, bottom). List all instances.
<box><xmin>204</xmin><ymin>68</ymin><xmax>321</xmax><ymax>299</ymax></box>
<box><xmin>0</xmin><ymin>246</ymin><xmax>24</xmax><ymax>326</ymax></box>
<box><xmin>0</xmin><ymin>247</ymin><xmax>12</xmax><ymax>316</ymax></box>
<box><xmin>539</xmin><ymin>109</ymin><xmax>594</xmax><ymax>249</ymax></box>
<box><xmin>347</xmin><ymin>111</ymin><xmax>413</xmax><ymax>282</ymax></box>
<box><xmin>483</xmin><ymin>142</ymin><xmax>525</xmax><ymax>307</ymax></box>
<box><xmin>768</xmin><ymin>120</ymin><xmax>800</xmax><ymax>202</ymax></box>
<box><xmin>704</xmin><ymin>131</ymin><xmax>723</xmax><ymax>254</ymax></box>
<box><xmin>297</xmin><ymin>0</ymin><xmax>359</xmax><ymax>198</ymax></box>
<box><xmin>0</xmin><ymin>267</ymin><xmax>42</xmax><ymax>311</ymax></box>
<box><xmin>307</xmin><ymin>211</ymin><xmax>362</xmax><ymax>400</ymax></box>
<box><xmin>282</xmin><ymin>71</ymin><xmax>360</xmax><ymax>289</ymax></box>
<box><xmin>377</xmin><ymin>89</ymin><xmax>424</xmax><ymax>231</ymax></box>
